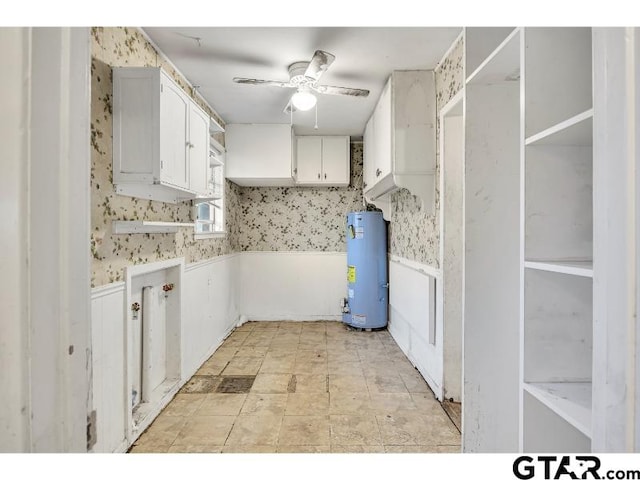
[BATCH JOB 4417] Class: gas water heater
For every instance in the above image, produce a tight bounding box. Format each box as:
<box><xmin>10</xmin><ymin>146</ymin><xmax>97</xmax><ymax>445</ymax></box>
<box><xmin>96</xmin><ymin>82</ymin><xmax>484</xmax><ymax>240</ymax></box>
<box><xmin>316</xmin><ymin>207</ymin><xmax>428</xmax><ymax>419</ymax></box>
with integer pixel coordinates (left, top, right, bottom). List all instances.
<box><xmin>342</xmin><ymin>211</ymin><xmax>388</xmax><ymax>329</ymax></box>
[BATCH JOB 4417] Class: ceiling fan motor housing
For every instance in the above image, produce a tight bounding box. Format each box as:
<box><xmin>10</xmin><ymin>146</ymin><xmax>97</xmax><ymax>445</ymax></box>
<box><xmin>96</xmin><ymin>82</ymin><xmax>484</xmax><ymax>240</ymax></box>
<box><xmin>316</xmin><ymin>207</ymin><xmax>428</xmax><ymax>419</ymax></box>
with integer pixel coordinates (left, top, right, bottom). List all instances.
<box><xmin>288</xmin><ymin>61</ymin><xmax>313</xmax><ymax>86</ymax></box>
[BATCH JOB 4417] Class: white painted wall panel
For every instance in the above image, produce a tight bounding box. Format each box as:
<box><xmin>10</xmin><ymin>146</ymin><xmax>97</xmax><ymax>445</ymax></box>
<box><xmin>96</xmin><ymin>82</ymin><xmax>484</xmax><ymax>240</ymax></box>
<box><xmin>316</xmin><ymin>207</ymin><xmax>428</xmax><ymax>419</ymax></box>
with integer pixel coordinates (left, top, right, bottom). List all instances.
<box><xmin>388</xmin><ymin>257</ymin><xmax>443</xmax><ymax>399</ymax></box>
<box><xmin>239</xmin><ymin>252</ymin><xmax>346</xmax><ymax>321</ymax></box>
<box><xmin>182</xmin><ymin>254</ymin><xmax>240</xmax><ymax>379</ymax></box>
<box><xmin>90</xmin><ymin>283</ymin><xmax>127</xmax><ymax>453</ymax></box>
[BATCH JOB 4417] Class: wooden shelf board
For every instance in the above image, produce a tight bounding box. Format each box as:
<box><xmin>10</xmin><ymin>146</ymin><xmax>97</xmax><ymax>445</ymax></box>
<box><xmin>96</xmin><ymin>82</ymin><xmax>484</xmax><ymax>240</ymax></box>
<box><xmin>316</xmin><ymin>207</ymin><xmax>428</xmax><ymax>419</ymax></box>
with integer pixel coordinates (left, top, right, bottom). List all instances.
<box><xmin>524</xmin><ymin>259</ymin><xmax>593</xmax><ymax>278</ymax></box>
<box><xmin>209</xmin><ymin>117</ymin><xmax>225</xmax><ymax>133</ymax></box>
<box><xmin>466</xmin><ymin>28</ymin><xmax>520</xmax><ymax>85</ymax></box>
<box><xmin>112</xmin><ymin>220</ymin><xmax>195</xmax><ymax>234</ymax></box>
<box><xmin>523</xmin><ymin>382</ymin><xmax>592</xmax><ymax>438</ymax></box>
<box><xmin>525</xmin><ymin>109</ymin><xmax>593</xmax><ymax>146</ymax></box>
<box><xmin>209</xmin><ymin>137</ymin><xmax>226</xmax><ymax>155</ymax></box>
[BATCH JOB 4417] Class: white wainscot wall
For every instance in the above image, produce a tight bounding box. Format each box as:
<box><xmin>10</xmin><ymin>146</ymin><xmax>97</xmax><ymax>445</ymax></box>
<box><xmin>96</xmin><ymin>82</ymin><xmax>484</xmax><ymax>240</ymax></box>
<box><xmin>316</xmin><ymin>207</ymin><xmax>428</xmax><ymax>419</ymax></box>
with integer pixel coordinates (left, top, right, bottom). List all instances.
<box><xmin>90</xmin><ymin>282</ymin><xmax>127</xmax><ymax>453</ymax></box>
<box><xmin>89</xmin><ymin>253</ymin><xmax>240</xmax><ymax>452</ymax></box>
<box><xmin>388</xmin><ymin>255</ymin><xmax>443</xmax><ymax>400</ymax></box>
<box><xmin>238</xmin><ymin>251</ymin><xmax>346</xmax><ymax>321</ymax></box>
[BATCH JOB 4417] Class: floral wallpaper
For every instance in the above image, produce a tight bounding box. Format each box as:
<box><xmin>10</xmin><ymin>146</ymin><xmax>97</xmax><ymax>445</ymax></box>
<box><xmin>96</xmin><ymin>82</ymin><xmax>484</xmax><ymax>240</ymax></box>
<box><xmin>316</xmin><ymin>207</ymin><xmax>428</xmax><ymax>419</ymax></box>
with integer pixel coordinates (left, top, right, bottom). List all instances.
<box><xmin>90</xmin><ymin>27</ymin><xmax>238</xmax><ymax>287</ymax></box>
<box><xmin>389</xmin><ymin>34</ymin><xmax>464</xmax><ymax>268</ymax></box>
<box><xmin>236</xmin><ymin>143</ymin><xmax>367</xmax><ymax>251</ymax></box>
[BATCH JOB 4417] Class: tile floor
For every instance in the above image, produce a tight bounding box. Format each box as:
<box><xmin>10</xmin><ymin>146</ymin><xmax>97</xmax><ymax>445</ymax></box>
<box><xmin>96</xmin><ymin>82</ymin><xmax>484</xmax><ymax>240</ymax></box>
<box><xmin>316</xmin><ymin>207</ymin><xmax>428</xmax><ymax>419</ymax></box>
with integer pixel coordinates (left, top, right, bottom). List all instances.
<box><xmin>129</xmin><ymin>321</ymin><xmax>461</xmax><ymax>453</ymax></box>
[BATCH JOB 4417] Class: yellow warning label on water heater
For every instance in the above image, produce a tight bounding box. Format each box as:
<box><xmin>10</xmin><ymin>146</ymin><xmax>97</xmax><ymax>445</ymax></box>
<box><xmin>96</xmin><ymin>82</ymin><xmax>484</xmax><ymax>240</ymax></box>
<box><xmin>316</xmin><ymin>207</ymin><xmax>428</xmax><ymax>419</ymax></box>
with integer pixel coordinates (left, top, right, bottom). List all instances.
<box><xmin>347</xmin><ymin>265</ymin><xmax>356</xmax><ymax>283</ymax></box>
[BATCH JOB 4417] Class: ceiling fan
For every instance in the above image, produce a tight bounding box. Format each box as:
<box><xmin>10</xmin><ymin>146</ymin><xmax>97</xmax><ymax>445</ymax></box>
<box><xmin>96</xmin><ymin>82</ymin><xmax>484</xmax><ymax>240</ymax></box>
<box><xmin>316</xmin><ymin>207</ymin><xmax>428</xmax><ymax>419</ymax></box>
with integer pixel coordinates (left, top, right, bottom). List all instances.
<box><xmin>233</xmin><ymin>50</ymin><xmax>370</xmax><ymax>113</ymax></box>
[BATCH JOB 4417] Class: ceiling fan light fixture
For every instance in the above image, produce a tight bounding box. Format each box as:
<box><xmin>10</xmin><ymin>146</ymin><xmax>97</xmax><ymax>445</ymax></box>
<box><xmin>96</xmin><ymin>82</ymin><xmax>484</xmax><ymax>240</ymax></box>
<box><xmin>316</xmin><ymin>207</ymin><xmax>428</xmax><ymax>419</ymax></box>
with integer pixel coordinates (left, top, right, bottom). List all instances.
<box><xmin>291</xmin><ymin>90</ymin><xmax>317</xmax><ymax>111</ymax></box>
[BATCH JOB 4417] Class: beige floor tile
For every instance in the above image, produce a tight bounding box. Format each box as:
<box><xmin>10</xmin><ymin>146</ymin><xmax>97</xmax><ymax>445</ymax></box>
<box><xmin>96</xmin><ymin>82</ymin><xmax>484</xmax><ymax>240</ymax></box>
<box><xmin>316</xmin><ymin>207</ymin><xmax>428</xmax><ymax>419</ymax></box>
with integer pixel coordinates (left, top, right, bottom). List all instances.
<box><xmin>366</xmin><ymin>374</ymin><xmax>409</xmax><ymax>394</ymax></box>
<box><xmin>329</xmin><ymin>374</ymin><xmax>368</xmax><ymax>392</ymax></box>
<box><xmin>129</xmin><ymin>444</ymin><xmax>169</xmax><ymax>453</ymax></box>
<box><xmin>369</xmin><ymin>393</ymin><xmax>418</xmax><ymax>414</ymax></box>
<box><xmin>167</xmin><ymin>445</ymin><xmax>223</xmax><ymax>453</ymax></box>
<box><xmin>285</xmin><ymin>393</ymin><xmax>330</xmax><ymax>415</ymax></box>
<box><xmin>293</xmin><ymin>360</ymin><xmax>328</xmax><ymax>374</ymax></box>
<box><xmin>161</xmin><ymin>393</ymin><xmax>206</xmax><ymax>417</ymax></box>
<box><xmin>222</xmin><ymin>357</ymin><xmax>263</xmax><ymax>376</ymax></box>
<box><xmin>328</xmin><ymin>361</ymin><xmax>364</xmax><ymax>376</ymax></box>
<box><xmin>298</xmin><ymin>340</ymin><xmax>327</xmax><ymax>351</ymax></box>
<box><xmin>195</xmin><ymin>359</ymin><xmax>228</xmax><ymax>376</ymax></box>
<box><xmin>329</xmin><ymin>392</ymin><xmax>372</xmax><ymax>415</ymax></box>
<box><xmin>234</xmin><ymin>323</ymin><xmax>254</xmax><ymax>333</ymax></box>
<box><xmin>268</xmin><ymin>342</ymin><xmax>299</xmax><ymax>353</ymax></box>
<box><xmin>222</xmin><ymin>445</ymin><xmax>277</xmax><ymax>453</ymax></box>
<box><xmin>357</xmin><ymin>348</ymin><xmax>389</xmax><ymax>362</ymax></box>
<box><xmin>278</xmin><ymin>445</ymin><xmax>331</xmax><ymax>453</ymax></box>
<box><xmin>331</xmin><ymin>445</ymin><xmax>386</xmax><ymax>453</ymax></box>
<box><xmin>278</xmin><ymin>415</ymin><xmax>330</xmax><ymax>446</ymax></box>
<box><xmin>195</xmin><ymin>393</ymin><xmax>247</xmax><ymax>416</ymax></box>
<box><xmin>134</xmin><ymin>415</ymin><xmax>186</xmax><ymax>447</ymax></box>
<box><xmin>384</xmin><ymin>445</ymin><xmax>461</xmax><ymax>453</ymax></box>
<box><xmin>243</xmin><ymin>336</ymin><xmax>275</xmax><ymax>347</ymax></box>
<box><xmin>179</xmin><ymin>375</ymin><xmax>220</xmax><ymax>394</ymax></box>
<box><xmin>240</xmin><ymin>393</ymin><xmax>288</xmax><ymax>416</ymax></box>
<box><xmin>173</xmin><ymin>416</ymin><xmax>235</xmax><ymax>446</ymax></box>
<box><xmin>399</xmin><ymin>372</ymin><xmax>431</xmax><ymax>393</ymax></box>
<box><xmin>410</xmin><ymin>393</ymin><xmax>444</xmax><ymax>414</ymax></box>
<box><xmin>301</xmin><ymin>322</ymin><xmax>327</xmax><ymax>332</ymax></box>
<box><xmin>292</xmin><ymin>374</ymin><xmax>328</xmax><ymax>393</ymax></box>
<box><xmin>259</xmin><ymin>352</ymin><xmax>296</xmax><ymax>373</ymax></box>
<box><xmin>225</xmin><ymin>415</ymin><xmax>282</xmax><ymax>446</ymax></box>
<box><xmin>251</xmin><ymin>373</ymin><xmax>293</xmax><ymax>393</ymax></box>
<box><xmin>296</xmin><ymin>349</ymin><xmax>327</xmax><ymax>361</ymax></box>
<box><xmin>376</xmin><ymin>414</ymin><xmax>460</xmax><ymax>446</ymax></box>
<box><xmin>250</xmin><ymin>322</ymin><xmax>279</xmax><ymax>330</ymax></box>
<box><xmin>329</xmin><ymin>415</ymin><xmax>382</xmax><ymax>446</ymax></box>
<box><xmin>234</xmin><ymin>346</ymin><xmax>269</xmax><ymax>357</ymax></box>
<box><xmin>327</xmin><ymin>351</ymin><xmax>360</xmax><ymax>363</ymax></box>
<box><xmin>210</xmin><ymin>347</ymin><xmax>239</xmax><ymax>362</ymax></box>
<box><xmin>361</xmin><ymin>361</ymin><xmax>401</xmax><ymax>377</ymax></box>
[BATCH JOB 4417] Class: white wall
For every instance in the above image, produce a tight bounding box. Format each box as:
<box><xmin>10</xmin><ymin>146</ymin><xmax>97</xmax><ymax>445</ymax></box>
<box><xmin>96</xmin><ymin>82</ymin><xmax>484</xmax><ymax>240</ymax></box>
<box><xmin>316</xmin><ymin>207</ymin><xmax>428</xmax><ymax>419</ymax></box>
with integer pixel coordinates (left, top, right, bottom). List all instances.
<box><xmin>239</xmin><ymin>251</ymin><xmax>346</xmax><ymax>321</ymax></box>
<box><xmin>0</xmin><ymin>27</ymin><xmax>92</xmax><ymax>453</ymax></box>
<box><xmin>183</xmin><ymin>254</ymin><xmax>241</xmax><ymax>379</ymax></box>
<box><xmin>388</xmin><ymin>256</ymin><xmax>443</xmax><ymax>399</ymax></box>
<box><xmin>90</xmin><ymin>283</ymin><xmax>127</xmax><ymax>453</ymax></box>
<box><xmin>0</xmin><ymin>27</ymin><xmax>30</xmax><ymax>453</ymax></box>
<box><xmin>89</xmin><ymin>254</ymin><xmax>240</xmax><ymax>452</ymax></box>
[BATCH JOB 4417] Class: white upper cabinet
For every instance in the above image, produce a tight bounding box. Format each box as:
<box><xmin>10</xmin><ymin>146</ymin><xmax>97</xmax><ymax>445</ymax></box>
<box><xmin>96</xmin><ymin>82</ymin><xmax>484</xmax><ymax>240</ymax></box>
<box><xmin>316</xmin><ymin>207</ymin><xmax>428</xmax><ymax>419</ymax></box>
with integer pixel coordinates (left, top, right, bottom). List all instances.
<box><xmin>187</xmin><ymin>103</ymin><xmax>211</xmax><ymax>197</ymax></box>
<box><xmin>225</xmin><ymin>124</ymin><xmax>294</xmax><ymax>186</ymax></box>
<box><xmin>295</xmin><ymin>136</ymin><xmax>350</xmax><ymax>186</ymax></box>
<box><xmin>362</xmin><ymin>70</ymin><xmax>436</xmax><ymax>219</ymax></box>
<box><xmin>112</xmin><ymin>67</ymin><xmax>211</xmax><ymax>203</ymax></box>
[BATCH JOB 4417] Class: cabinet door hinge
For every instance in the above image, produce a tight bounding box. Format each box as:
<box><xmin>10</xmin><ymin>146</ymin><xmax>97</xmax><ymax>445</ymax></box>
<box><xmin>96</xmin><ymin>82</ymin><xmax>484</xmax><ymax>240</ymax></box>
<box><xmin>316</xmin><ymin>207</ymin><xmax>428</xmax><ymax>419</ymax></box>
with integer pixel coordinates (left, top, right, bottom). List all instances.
<box><xmin>160</xmin><ymin>161</ymin><xmax>164</xmax><ymax>170</ymax></box>
<box><xmin>160</xmin><ymin>83</ymin><xmax>163</xmax><ymax>93</ymax></box>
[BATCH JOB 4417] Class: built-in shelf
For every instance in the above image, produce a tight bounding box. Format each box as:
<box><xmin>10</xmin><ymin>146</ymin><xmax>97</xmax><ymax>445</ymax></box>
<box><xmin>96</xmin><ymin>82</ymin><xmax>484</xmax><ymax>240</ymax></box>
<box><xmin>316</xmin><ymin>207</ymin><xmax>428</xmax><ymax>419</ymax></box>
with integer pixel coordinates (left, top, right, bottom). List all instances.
<box><xmin>523</xmin><ymin>382</ymin><xmax>592</xmax><ymax>438</ymax></box>
<box><xmin>525</xmin><ymin>109</ymin><xmax>593</xmax><ymax>146</ymax></box>
<box><xmin>524</xmin><ymin>260</ymin><xmax>593</xmax><ymax>278</ymax></box>
<box><xmin>466</xmin><ymin>28</ymin><xmax>520</xmax><ymax>85</ymax></box>
<box><xmin>209</xmin><ymin>137</ymin><xmax>225</xmax><ymax>157</ymax></box>
<box><xmin>209</xmin><ymin>117</ymin><xmax>224</xmax><ymax>133</ymax></box>
<box><xmin>112</xmin><ymin>221</ymin><xmax>195</xmax><ymax>234</ymax></box>
<box><xmin>193</xmin><ymin>195</ymin><xmax>222</xmax><ymax>204</ymax></box>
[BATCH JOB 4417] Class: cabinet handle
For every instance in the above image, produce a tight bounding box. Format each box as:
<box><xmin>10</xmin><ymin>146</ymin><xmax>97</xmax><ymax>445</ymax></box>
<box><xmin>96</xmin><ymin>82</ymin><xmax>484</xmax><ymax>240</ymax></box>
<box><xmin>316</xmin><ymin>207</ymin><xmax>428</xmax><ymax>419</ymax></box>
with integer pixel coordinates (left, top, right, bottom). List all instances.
<box><xmin>376</xmin><ymin>168</ymin><xmax>381</xmax><ymax>177</ymax></box>
<box><xmin>318</xmin><ymin>173</ymin><xmax>321</xmax><ymax>179</ymax></box>
<box><xmin>324</xmin><ymin>173</ymin><xmax>327</xmax><ymax>179</ymax></box>
<box><xmin>363</xmin><ymin>182</ymin><xmax>367</xmax><ymax>189</ymax></box>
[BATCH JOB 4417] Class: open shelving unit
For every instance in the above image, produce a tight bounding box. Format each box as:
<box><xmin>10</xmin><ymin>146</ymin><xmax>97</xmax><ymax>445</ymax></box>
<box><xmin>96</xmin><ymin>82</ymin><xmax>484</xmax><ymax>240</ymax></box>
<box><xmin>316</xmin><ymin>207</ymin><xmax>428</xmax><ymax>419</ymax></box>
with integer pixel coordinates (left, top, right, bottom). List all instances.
<box><xmin>463</xmin><ymin>27</ymin><xmax>522</xmax><ymax>452</ymax></box>
<box><xmin>520</xmin><ymin>27</ymin><xmax>594</xmax><ymax>452</ymax></box>
<box><xmin>112</xmin><ymin>221</ymin><xmax>195</xmax><ymax>234</ymax></box>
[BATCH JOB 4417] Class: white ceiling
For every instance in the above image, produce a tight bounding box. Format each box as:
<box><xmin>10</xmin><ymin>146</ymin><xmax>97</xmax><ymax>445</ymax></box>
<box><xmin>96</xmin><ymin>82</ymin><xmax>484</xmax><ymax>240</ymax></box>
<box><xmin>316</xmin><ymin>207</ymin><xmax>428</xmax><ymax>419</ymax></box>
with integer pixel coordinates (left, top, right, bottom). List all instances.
<box><xmin>143</xmin><ymin>27</ymin><xmax>462</xmax><ymax>136</ymax></box>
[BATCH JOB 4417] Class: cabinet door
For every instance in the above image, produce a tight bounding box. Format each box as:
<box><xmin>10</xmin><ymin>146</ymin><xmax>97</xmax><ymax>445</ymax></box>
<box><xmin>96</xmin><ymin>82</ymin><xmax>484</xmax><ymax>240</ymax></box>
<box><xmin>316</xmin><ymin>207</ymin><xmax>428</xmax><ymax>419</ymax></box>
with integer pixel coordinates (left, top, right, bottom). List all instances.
<box><xmin>188</xmin><ymin>104</ymin><xmax>210</xmax><ymax>196</ymax></box>
<box><xmin>322</xmin><ymin>137</ymin><xmax>349</xmax><ymax>184</ymax></box>
<box><xmin>363</xmin><ymin>116</ymin><xmax>376</xmax><ymax>190</ymax></box>
<box><xmin>374</xmin><ymin>79</ymin><xmax>392</xmax><ymax>181</ymax></box>
<box><xmin>296</xmin><ymin>136</ymin><xmax>322</xmax><ymax>183</ymax></box>
<box><xmin>159</xmin><ymin>78</ymin><xmax>189</xmax><ymax>189</ymax></box>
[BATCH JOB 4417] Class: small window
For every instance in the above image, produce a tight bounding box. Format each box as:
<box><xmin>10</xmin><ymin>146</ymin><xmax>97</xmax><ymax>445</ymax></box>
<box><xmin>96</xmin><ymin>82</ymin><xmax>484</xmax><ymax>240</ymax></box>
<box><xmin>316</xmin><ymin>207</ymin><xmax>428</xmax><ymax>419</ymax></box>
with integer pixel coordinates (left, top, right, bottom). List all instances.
<box><xmin>194</xmin><ymin>134</ymin><xmax>225</xmax><ymax>239</ymax></box>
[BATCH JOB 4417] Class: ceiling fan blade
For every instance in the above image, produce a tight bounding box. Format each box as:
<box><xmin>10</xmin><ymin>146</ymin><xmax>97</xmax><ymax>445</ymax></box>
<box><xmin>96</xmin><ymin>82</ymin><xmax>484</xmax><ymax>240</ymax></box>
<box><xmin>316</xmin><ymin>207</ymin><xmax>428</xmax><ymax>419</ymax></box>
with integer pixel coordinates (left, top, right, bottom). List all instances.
<box><xmin>304</xmin><ymin>50</ymin><xmax>335</xmax><ymax>82</ymax></box>
<box><xmin>312</xmin><ymin>84</ymin><xmax>370</xmax><ymax>97</ymax></box>
<box><xmin>283</xmin><ymin>101</ymin><xmax>296</xmax><ymax>114</ymax></box>
<box><xmin>233</xmin><ymin>77</ymin><xmax>294</xmax><ymax>88</ymax></box>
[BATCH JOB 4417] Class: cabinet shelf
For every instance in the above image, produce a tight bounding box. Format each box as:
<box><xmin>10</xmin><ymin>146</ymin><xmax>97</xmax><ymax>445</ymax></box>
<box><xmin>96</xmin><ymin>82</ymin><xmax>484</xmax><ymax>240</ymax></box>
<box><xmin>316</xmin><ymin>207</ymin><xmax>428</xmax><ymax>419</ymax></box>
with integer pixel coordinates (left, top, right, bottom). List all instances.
<box><xmin>524</xmin><ymin>260</ymin><xmax>593</xmax><ymax>278</ymax></box>
<box><xmin>525</xmin><ymin>109</ymin><xmax>593</xmax><ymax>146</ymax></box>
<box><xmin>112</xmin><ymin>221</ymin><xmax>195</xmax><ymax>234</ymax></box>
<box><xmin>523</xmin><ymin>382</ymin><xmax>592</xmax><ymax>438</ymax></box>
<box><xmin>466</xmin><ymin>28</ymin><xmax>520</xmax><ymax>85</ymax></box>
<box><xmin>209</xmin><ymin>116</ymin><xmax>224</xmax><ymax>133</ymax></box>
